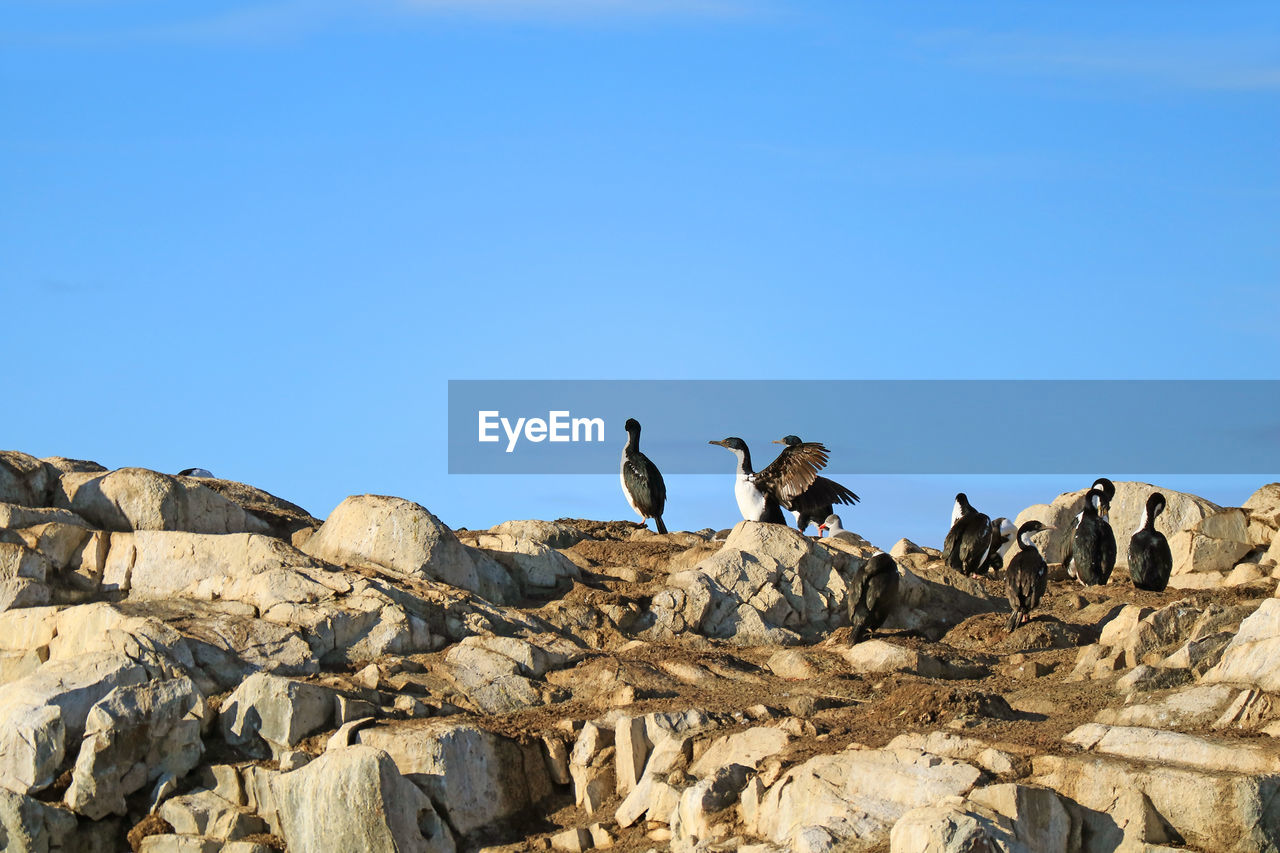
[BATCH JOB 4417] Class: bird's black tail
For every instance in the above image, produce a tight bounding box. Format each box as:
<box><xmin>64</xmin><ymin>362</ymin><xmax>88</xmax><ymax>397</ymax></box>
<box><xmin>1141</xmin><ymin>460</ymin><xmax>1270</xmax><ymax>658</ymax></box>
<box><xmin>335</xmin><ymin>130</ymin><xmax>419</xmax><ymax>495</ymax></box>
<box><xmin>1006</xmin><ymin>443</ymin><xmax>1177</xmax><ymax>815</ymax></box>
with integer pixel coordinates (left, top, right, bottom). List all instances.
<box><xmin>655</xmin><ymin>517</ymin><xmax>668</xmax><ymax>535</ymax></box>
<box><xmin>850</xmin><ymin>610</ymin><xmax>868</xmax><ymax>645</ymax></box>
<box><xmin>1007</xmin><ymin>610</ymin><xmax>1022</xmax><ymax>633</ymax></box>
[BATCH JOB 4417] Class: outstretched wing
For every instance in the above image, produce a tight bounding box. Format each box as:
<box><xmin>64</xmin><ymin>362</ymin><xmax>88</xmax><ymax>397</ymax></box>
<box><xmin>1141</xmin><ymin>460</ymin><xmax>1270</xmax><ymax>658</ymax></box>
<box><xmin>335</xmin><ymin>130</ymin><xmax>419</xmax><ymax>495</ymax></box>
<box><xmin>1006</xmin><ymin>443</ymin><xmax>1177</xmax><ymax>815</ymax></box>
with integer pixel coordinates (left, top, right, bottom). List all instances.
<box><xmin>756</xmin><ymin>441</ymin><xmax>828</xmax><ymax>502</ymax></box>
<box><xmin>799</xmin><ymin>475</ymin><xmax>860</xmax><ymax>507</ymax></box>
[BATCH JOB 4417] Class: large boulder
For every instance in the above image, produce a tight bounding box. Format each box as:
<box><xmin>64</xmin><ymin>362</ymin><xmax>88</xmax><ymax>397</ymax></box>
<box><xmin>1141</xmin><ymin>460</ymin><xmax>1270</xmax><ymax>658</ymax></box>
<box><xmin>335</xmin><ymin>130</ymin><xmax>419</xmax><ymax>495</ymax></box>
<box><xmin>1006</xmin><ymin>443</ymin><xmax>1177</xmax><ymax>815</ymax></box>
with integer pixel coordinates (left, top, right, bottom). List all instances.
<box><xmin>748</xmin><ymin>746</ymin><xmax>984</xmax><ymax>849</ymax></box>
<box><xmin>303</xmin><ymin>495</ymin><xmax>518</xmax><ymax>604</ymax></box>
<box><xmin>650</xmin><ymin>522</ymin><xmax>867</xmax><ymax>644</ymax></box>
<box><xmin>1033</xmin><ymin>738</ymin><xmax>1280</xmax><ymax>851</ymax></box>
<box><xmin>0</xmin><ymin>452</ymin><xmax>53</xmax><ymax>508</ymax></box>
<box><xmin>1243</xmin><ymin>483</ymin><xmax>1280</xmax><ymax>546</ymax></box>
<box><xmin>465</xmin><ymin>531</ymin><xmax>581</xmax><ymax>591</ymax></box>
<box><xmin>103</xmin><ymin>530</ymin><xmax>325</xmax><ymax>599</ymax></box>
<box><xmin>54</xmin><ymin>467</ymin><xmax>270</xmax><ymax>535</ymax></box>
<box><xmin>1202</xmin><ymin>598</ymin><xmax>1280</xmax><ymax>691</ymax></box>
<box><xmin>890</xmin><ymin>784</ymin><xmax>1074</xmax><ymax>853</ymax></box>
<box><xmin>175</xmin><ymin>473</ymin><xmax>320</xmax><ymax>540</ymax></box>
<box><xmin>269</xmin><ymin>745</ymin><xmax>455</xmax><ymax>853</ymax></box>
<box><xmin>65</xmin><ymin>677</ymin><xmax>206</xmax><ymax>819</ymax></box>
<box><xmin>0</xmin><ymin>652</ymin><xmax>148</xmax><ymax>794</ymax></box>
<box><xmin>219</xmin><ymin>672</ymin><xmax>337</xmax><ymax>759</ymax></box>
<box><xmin>356</xmin><ymin>719</ymin><xmax>553</xmax><ymax>839</ymax></box>
<box><xmin>0</xmin><ymin>788</ymin><xmax>78</xmax><ymax>852</ymax></box>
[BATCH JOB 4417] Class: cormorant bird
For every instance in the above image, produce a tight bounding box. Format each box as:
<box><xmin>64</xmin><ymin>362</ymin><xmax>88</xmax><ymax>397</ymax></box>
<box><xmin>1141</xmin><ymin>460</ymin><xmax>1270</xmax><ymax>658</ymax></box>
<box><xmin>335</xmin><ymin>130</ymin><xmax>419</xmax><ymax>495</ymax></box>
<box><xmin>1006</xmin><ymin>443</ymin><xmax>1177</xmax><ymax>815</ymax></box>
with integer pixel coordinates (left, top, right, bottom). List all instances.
<box><xmin>942</xmin><ymin>493</ymin><xmax>995</xmax><ymax>577</ymax></box>
<box><xmin>1006</xmin><ymin>520</ymin><xmax>1052</xmax><ymax>631</ymax></box>
<box><xmin>709</xmin><ymin>437</ymin><xmax>828</xmax><ymax>525</ymax></box>
<box><xmin>1129</xmin><ymin>492</ymin><xmax>1172</xmax><ymax>591</ymax></box>
<box><xmin>820</xmin><ymin>513</ymin><xmax>859</xmax><ymax>542</ymax></box>
<box><xmin>983</xmin><ymin>517</ymin><xmax>1017</xmax><ymax>574</ymax></box>
<box><xmin>771</xmin><ymin>435</ymin><xmax>860</xmax><ymax>533</ymax></box>
<box><xmin>848</xmin><ymin>552</ymin><xmax>900</xmax><ymax>644</ymax></box>
<box><xmin>620</xmin><ymin>418</ymin><xmax>667</xmax><ymax>534</ymax></box>
<box><xmin>1073</xmin><ymin>487</ymin><xmax>1116</xmax><ymax>585</ymax></box>
<box><xmin>1063</xmin><ymin>477</ymin><xmax>1115</xmax><ymax>576</ymax></box>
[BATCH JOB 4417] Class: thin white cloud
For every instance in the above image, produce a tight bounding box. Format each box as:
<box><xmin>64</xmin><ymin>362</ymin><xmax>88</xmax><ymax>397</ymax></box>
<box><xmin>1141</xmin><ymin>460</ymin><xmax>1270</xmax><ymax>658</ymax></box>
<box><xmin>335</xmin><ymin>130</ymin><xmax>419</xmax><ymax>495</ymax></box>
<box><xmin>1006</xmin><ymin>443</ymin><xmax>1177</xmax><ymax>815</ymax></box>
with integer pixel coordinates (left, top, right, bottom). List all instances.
<box><xmin>919</xmin><ymin>29</ymin><xmax>1280</xmax><ymax>92</ymax></box>
<box><xmin>4</xmin><ymin>0</ymin><xmax>762</xmax><ymax>47</ymax></box>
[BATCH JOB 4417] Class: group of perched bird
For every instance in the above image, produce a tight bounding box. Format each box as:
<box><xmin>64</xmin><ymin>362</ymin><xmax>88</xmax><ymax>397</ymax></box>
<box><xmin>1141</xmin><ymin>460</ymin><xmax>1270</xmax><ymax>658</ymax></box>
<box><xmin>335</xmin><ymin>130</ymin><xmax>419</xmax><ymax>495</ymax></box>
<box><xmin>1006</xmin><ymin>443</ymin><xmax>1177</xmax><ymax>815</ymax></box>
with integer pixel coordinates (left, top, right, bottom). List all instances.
<box><xmin>944</xmin><ymin>479</ymin><xmax>1175</xmax><ymax>634</ymax></box>
<box><xmin>619</xmin><ymin>419</ymin><xmax>1175</xmax><ymax>643</ymax></box>
<box><xmin>620</xmin><ymin>420</ymin><xmax>861</xmax><ymax>539</ymax></box>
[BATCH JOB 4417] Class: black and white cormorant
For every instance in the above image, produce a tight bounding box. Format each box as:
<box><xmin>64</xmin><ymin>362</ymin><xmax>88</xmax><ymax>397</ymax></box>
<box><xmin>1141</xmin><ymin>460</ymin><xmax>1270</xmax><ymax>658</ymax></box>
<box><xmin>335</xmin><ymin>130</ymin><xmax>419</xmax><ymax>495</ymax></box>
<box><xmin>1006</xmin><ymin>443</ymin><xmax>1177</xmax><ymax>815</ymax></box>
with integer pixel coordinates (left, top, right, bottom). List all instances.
<box><xmin>942</xmin><ymin>493</ymin><xmax>995</xmax><ymax>577</ymax></box>
<box><xmin>1073</xmin><ymin>487</ymin><xmax>1116</xmax><ymax>586</ymax></box>
<box><xmin>1129</xmin><ymin>492</ymin><xmax>1172</xmax><ymax>592</ymax></box>
<box><xmin>1006</xmin><ymin>520</ymin><xmax>1052</xmax><ymax>631</ymax></box>
<box><xmin>848</xmin><ymin>551</ymin><xmax>900</xmax><ymax>644</ymax></box>
<box><xmin>771</xmin><ymin>435</ymin><xmax>860</xmax><ymax>533</ymax></box>
<box><xmin>708</xmin><ymin>436</ymin><xmax>828</xmax><ymax>525</ymax></box>
<box><xmin>620</xmin><ymin>418</ymin><xmax>667</xmax><ymax>534</ymax></box>
<box><xmin>1063</xmin><ymin>477</ymin><xmax>1115</xmax><ymax>576</ymax></box>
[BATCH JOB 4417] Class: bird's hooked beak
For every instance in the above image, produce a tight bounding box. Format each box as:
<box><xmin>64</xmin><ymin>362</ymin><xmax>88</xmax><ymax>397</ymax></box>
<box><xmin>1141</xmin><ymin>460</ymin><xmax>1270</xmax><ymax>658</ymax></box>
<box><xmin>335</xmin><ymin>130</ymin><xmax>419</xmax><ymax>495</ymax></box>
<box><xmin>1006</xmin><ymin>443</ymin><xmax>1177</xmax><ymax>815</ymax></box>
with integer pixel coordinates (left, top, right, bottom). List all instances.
<box><xmin>818</xmin><ymin>525</ymin><xmax>828</xmax><ymax>537</ymax></box>
<box><xmin>708</xmin><ymin>440</ymin><xmax>726</xmax><ymax>448</ymax></box>
<box><xmin>1100</xmin><ymin>502</ymin><xmax>1111</xmax><ymax>521</ymax></box>
<box><xmin>771</xmin><ymin>439</ymin><xmax>786</xmax><ymax>444</ymax></box>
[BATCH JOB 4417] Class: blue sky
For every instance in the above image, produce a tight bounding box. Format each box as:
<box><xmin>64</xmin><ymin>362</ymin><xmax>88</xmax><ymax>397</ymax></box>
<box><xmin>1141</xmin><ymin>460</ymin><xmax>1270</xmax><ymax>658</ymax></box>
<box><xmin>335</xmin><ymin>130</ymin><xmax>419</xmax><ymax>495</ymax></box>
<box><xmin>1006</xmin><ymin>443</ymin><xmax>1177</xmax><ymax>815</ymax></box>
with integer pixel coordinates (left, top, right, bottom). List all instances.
<box><xmin>4</xmin><ymin>1</ymin><xmax>1278</xmax><ymax>548</ymax></box>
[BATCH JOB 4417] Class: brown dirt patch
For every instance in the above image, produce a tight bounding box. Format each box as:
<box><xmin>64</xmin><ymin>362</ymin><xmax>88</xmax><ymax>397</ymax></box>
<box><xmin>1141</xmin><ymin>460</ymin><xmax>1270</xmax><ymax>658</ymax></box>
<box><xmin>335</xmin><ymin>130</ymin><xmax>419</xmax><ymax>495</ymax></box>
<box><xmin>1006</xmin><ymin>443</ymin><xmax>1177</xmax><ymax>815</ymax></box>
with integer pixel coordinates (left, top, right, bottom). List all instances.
<box><xmin>127</xmin><ymin>814</ymin><xmax>174</xmax><ymax>852</ymax></box>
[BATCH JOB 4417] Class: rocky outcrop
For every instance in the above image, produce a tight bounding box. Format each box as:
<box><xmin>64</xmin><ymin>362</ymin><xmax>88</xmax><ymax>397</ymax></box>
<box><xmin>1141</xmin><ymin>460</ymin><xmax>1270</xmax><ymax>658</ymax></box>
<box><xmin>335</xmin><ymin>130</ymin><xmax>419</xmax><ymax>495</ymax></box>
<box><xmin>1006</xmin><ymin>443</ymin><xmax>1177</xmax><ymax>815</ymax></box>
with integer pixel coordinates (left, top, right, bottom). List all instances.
<box><xmin>3</xmin><ymin>452</ymin><xmax>1279</xmax><ymax>852</ymax></box>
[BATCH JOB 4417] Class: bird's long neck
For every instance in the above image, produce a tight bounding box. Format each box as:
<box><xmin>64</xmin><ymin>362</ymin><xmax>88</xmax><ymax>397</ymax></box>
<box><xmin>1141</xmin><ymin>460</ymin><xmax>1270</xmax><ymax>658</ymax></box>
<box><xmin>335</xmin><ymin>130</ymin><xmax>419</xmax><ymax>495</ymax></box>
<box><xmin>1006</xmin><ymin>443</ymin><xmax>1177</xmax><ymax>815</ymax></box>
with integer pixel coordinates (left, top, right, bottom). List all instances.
<box><xmin>625</xmin><ymin>431</ymin><xmax>639</xmax><ymax>453</ymax></box>
<box><xmin>1019</xmin><ymin>530</ymin><xmax>1038</xmax><ymax>549</ymax></box>
<box><xmin>736</xmin><ymin>448</ymin><xmax>753</xmax><ymax>476</ymax></box>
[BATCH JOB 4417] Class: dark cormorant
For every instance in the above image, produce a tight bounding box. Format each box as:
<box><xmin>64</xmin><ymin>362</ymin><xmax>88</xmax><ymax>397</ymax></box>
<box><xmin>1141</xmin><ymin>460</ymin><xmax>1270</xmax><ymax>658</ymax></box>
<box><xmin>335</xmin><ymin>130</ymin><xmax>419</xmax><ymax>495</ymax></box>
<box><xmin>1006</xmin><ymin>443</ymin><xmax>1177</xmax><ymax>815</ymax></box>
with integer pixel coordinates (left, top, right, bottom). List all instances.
<box><xmin>771</xmin><ymin>435</ymin><xmax>860</xmax><ymax>533</ymax></box>
<box><xmin>848</xmin><ymin>552</ymin><xmax>900</xmax><ymax>644</ymax></box>
<box><xmin>620</xmin><ymin>418</ymin><xmax>667</xmax><ymax>534</ymax></box>
<box><xmin>1006</xmin><ymin>520</ymin><xmax>1052</xmax><ymax>631</ymax></box>
<box><xmin>1073</xmin><ymin>487</ymin><xmax>1117</xmax><ymax>585</ymax></box>
<box><xmin>942</xmin><ymin>493</ymin><xmax>995</xmax><ymax>577</ymax></box>
<box><xmin>1129</xmin><ymin>492</ymin><xmax>1173</xmax><ymax>592</ymax></box>
<box><xmin>1063</xmin><ymin>477</ymin><xmax>1115</xmax><ymax>576</ymax></box>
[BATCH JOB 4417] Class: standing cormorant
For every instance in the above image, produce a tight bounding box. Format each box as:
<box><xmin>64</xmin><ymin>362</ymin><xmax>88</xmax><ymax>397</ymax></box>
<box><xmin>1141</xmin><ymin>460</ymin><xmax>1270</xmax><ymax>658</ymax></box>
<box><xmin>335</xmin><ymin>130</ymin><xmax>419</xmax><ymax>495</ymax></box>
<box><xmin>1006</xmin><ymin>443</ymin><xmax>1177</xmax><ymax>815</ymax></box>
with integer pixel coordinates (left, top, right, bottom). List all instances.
<box><xmin>620</xmin><ymin>418</ymin><xmax>667</xmax><ymax>534</ymax></box>
<box><xmin>709</xmin><ymin>437</ymin><xmax>828</xmax><ymax>524</ymax></box>
<box><xmin>848</xmin><ymin>552</ymin><xmax>900</xmax><ymax>644</ymax></box>
<box><xmin>1129</xmin><ymin>492</ymin><xmax>1173</xmax><ymax>591</ymax></box>
<box><xmin>1073</xmin><ymin>487</ymin><xmax>1116</xmax><ymax>585</ymax></box>
<box><xmin>1063</xmin><ymin>477</ymin><xmax>1116</xmax><ymax>577</ymax></box>
<box><xmin>771</xmin><ymin>435</ymin><xmax>860</xmax><ymax>533</ymax></box>
<box><xmin>942</xmin><ymin>493</ymin><xmax>995</xmax><ymax>577</ymax></box>
<box><xmin>1006</xmin><ymin>520</ymin><xmax>1052</xmax><ymax>631</ymax></box>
